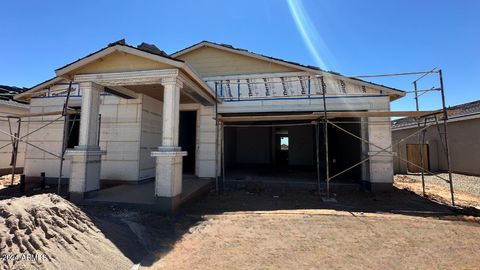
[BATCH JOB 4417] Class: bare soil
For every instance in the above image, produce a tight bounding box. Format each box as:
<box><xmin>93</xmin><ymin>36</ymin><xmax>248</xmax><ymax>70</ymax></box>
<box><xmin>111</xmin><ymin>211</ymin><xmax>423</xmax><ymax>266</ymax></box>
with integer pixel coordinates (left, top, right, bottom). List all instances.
<box><xmin>150</xmin><ymin>210</ymin><xmax>480</xmax><ymax>270</ymax></box>
<box><xmin>2</xmin><ymin>184</ymin><xmax>480</xmax><ymax>270</ymax></box>
<box><xmin>146</xmin><ymin>186</ymin><xmax>480</xmax><ymax>270</ymax></box>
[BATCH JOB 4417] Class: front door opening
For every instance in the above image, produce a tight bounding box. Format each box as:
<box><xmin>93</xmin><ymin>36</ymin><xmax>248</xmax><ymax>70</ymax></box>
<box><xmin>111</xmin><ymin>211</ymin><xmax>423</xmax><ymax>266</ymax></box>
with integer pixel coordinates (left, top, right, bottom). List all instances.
<box><xmin>66</xmin><ymin>108</ymin><xmax>81</xmax><ymax>149</ymax></box>
<box><xmin>179</xmin><ymin>111</ymin><xmax>197</xmax><ymax>174</ymax></box>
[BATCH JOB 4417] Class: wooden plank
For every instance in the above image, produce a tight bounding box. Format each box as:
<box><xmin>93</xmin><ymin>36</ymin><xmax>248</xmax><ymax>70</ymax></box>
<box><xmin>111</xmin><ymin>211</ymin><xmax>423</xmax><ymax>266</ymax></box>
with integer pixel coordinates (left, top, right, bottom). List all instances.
<box><xmin>104</xmin><ymin>86</ymin><xmax>138</xmax><ymax>99</ymax></box>
<box><xmin>1</xmin><ymin>109</ymin><xmax>78</xmax><ymax>119</ymax></box>
<box><xmin>219</xmin><ymin>110</ymin><xmax>440</xmax><ymax>122</ymax></box>
<box><xmin>219</xmin><ymin>114</ymin><xmax>320</xmax><ymax>123</ymax></box>
<box><xmin>316</xmin><ymin>111</ymin><xmax>439</xmax><ymax>118</ymax></box>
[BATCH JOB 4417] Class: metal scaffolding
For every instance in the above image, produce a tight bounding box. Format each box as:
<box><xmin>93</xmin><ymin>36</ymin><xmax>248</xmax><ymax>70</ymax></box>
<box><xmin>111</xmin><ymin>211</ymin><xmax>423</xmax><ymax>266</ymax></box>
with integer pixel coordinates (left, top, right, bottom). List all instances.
<box><xmin>214</xmin><ymin>68</ymin><xmax>455</xmax><ymax>206</ymax></box>
<box><xmin>0</xmin><ymin>82</ymin><xmax>81</xmax><ymax>196</ymax></box>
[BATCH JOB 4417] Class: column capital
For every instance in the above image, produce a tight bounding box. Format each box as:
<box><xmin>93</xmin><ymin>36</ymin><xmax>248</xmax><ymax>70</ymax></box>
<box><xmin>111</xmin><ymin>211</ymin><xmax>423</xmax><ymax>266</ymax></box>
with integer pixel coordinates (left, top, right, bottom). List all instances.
<box><xmin>79</xmin><ymin>81</ymin><xmax>104</xmax><ymax>92</ymax></box>
<box><xmin>161</xmin><ymin>77</ymin><xmax>183</xmax><ymax>89</ymax></box>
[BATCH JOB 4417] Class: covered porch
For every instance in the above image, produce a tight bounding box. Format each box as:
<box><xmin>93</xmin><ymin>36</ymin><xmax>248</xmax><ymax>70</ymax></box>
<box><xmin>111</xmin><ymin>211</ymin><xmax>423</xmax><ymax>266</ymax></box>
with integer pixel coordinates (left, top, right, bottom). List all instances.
<box><xmin>66</xmin><ymin>68</ymin><xmax>215</xmax><ymax>212</ymax></box>
<box><xmin>43</xmin><ymin>43</ymin><xmax>218</xmax><ymax>213</ymax></box>
<box><xmin>82</xmin><ymin>176</ymin><xmax>211</xmax><ymax>212</ymax></box>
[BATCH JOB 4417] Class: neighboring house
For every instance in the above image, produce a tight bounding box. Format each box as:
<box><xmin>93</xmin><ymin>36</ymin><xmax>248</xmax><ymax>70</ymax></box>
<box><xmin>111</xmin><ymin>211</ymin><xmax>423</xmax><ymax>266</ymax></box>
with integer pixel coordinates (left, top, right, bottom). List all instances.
<box><xmin>392</xmin><ymin>100</ymin><xmax>480</xmax><ymax>176</ymax></box>
<box><xmin>0</xmin><ymin>85</ymin><xmax>29</xmax><ymax>174</ymax></box>
<box><xmin>13</xmin><ymin>40</ymin><xmax>405</xmax><ymax>211</ymax></box>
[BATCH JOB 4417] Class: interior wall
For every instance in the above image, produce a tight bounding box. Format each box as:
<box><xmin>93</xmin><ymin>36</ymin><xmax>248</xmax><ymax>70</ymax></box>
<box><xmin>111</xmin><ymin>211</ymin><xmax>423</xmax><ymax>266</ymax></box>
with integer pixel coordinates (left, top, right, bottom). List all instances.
<box><xmin>235</xmin><ymin>127</ymin><xmax>271</xmax><ymax>165</ymax></box>
<box><xmin>288</xmin><ymin>125</ymin><xmax>314</xmax><ymax>166</ymax></box>
<box><xmin>328</xmin><ymin>118</ymin><xmax>362</xmax><ymax>181</ymax></box>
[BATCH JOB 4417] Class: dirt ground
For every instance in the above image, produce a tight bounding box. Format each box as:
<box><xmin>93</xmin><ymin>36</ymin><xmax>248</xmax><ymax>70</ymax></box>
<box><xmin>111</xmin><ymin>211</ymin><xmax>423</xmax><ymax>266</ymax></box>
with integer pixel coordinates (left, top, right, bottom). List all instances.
<box><xmin>145</xmin><ymin>186</ymin><xmax>480</xmax><ymax>270</ymax></box>
<box><xmin>2</xmin><ymin>184</ymin><xmax>480</xmax><ymax>270</ymax></box>
<box><xmin>150</xmin><ymin>210</ymin><xmax>480</xmax><ymax>270</ymax></box>
<box><xmin>395</xmin><ymin>173</ymin><xmax>480</xmax><ymax>209</ymax></box>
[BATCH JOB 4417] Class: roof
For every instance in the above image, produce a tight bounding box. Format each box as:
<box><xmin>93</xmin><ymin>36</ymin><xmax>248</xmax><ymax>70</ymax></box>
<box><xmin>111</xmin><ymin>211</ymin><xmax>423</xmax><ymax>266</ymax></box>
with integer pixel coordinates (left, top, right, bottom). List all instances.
<box><xmin>0</xmin><ymin>85</ymin><xmax>28</xmax><ymax>101</ymax></box>
<box><xmin>0</xmin><ymin>99</ymin><xmax>29</xmax><ymax>109</ymax></box>
<box><xmin>16</xmin><ymin>40</ymin><xmax>214</xmax><ymax>101</ymax></box>
<box><xmin>54</xmin><ymin>39</ymin><xmax>184</xmax><ymax>73</ymax></box>
<box><xmin>392</xmin><ymin>99</ymin><xmax>480</xmax><ymax>129</ymax></box>
<box><xmin>17</xmin><ymin>39</ymin><xmax>406</xmax><ymax>101</ymax></box>
<box><xmin>171</xmin><ymin>40</ymin><xmax>406</xmax><ymax>97</ymax></box>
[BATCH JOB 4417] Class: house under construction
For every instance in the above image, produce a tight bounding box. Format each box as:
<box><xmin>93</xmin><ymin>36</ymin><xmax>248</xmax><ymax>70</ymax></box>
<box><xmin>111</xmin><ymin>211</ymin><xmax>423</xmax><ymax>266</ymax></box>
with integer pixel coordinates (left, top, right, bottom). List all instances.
<box><xmin>0</xmin><ymin>40</ymin><xmax>452</xmax><ymax>212</ymax></box>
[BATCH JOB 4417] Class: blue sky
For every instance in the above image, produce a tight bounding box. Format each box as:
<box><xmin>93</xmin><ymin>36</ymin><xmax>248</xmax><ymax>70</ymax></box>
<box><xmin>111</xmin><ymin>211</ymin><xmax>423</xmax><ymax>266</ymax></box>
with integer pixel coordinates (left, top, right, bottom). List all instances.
<box><xmin>1</xmin><ymin>0</ymin><xmax>478</xmax><ymax>111</ymax></box>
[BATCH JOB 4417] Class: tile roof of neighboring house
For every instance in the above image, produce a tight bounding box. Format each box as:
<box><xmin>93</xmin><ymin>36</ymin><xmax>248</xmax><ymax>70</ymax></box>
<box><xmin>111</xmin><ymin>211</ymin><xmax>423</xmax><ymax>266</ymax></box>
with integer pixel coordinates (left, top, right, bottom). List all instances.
<box><xmin>171</xmin><ymin>40</ymin><xmax>405</xmax><ymax>93</ymax></box>
<box><xmin>0</xmin><ymin>99</ymin><xmax>30</xmax><ymax>110</ymax></box>
<box><xmin>392</xmin><ymin>99</ymin><xmax>480</xmax><ymax>129</ymax></box>
<box><xmin>0</xmin><ymin>85</ymin><xmax>28</xmax><ymax>101</ymax></box>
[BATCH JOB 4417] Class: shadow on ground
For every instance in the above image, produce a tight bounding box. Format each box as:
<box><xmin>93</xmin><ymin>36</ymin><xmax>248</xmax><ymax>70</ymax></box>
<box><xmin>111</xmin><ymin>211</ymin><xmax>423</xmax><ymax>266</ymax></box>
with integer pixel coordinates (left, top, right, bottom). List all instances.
<box><xmin>184</xmin><ymin>183</ymin><xmax>480</xmax><ymax>217</ymax></box>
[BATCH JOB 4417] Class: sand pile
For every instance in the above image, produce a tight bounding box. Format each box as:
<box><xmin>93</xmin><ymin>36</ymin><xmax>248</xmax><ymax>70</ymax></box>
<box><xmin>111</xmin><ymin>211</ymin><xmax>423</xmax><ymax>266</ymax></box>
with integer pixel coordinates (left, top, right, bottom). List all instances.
<box><xmin>0</xmin><ymin>194</ymin><xmax>132</xmax><ymax>270</ymax></box>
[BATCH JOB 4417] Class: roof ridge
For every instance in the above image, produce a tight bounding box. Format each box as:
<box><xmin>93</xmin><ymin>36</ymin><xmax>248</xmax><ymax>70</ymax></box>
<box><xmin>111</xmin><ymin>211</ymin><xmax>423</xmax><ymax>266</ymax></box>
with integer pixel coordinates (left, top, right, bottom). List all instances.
<box><xmin>172</xmin><ymin>40</ymin><xmax>404</xmax><ymax>93</ymax></box>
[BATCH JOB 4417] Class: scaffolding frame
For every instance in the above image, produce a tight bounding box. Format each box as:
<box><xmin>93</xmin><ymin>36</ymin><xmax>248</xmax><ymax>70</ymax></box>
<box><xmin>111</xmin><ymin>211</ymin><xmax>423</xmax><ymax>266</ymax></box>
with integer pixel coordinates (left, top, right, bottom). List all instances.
<box><xmin>0</xmin><ymin>82</ymin><xmax>82</xmax><ymax>196</ymax></box>
<box><xmin>214</xmin><ymin>68</ymin><xmax>455</xmax><ymax>206</ymax></box>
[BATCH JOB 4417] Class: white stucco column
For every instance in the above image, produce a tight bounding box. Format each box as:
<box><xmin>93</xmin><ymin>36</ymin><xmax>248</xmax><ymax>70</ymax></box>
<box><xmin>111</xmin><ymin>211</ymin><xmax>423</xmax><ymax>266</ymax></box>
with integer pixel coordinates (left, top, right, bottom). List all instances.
<box><xmin>66</xmin><ymin>82</ymin><xmax>106</xmax><ymax>201</ymax></box>
<box><xmin>360</xmin><ymin>117</ymin><xmax>370</xmax><ymax>185</ymax></box>
<box><xmin>151</xmin><ymin>77</ymin><xmax>187</xmax><ymax>212</ymax></box>
<box><xmin>367</xmin><ymin>114</ymin><xmax>394</xmax><ymax>191</ymax></box>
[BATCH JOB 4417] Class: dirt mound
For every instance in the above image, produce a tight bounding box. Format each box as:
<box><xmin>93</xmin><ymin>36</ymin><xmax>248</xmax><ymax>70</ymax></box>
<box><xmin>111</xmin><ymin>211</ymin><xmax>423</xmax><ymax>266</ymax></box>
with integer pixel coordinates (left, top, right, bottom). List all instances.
<box><xmin>0</xmin><ymin>194</ymin><xmax>132</xmax><ymax>270</ymax></box>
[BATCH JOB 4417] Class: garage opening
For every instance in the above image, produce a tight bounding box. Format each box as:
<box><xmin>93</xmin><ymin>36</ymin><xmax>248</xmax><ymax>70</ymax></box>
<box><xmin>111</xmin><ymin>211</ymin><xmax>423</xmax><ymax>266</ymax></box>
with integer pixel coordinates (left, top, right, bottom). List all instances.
<box><xmin>223</xmin><ymin>117</ymin><xmax>363</xmax><ymax>185</ymax></box>
<box><xmin>179</xmin><ymin>111</ymin><xmax>197</xmax><ymax>173</ymax></box>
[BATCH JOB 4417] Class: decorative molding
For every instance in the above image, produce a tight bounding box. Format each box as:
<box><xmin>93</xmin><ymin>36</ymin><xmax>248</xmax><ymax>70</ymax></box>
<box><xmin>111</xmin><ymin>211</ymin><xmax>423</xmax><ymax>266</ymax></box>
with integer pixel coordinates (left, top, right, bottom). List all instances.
<box><xmin>161</xmin><ymin>77</ymin><xmax>184</xmax><ymax>89</ymax></box>
<box><xmin>74</xmin><ymin>69</ymin><xmax>179</xmax><ymax>86</ymax></box>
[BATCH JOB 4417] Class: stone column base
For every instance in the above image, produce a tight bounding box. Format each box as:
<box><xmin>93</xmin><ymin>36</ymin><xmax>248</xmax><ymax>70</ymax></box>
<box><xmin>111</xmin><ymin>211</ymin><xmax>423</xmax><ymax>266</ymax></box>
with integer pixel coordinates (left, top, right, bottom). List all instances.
<box><xmin>151</xmin><ymin>147</ymin><xmax>187</xmax><ymax>212</ymax></box>
<box><xmin>65</xmin><ymin>147</ymin><xmax>106</xmax><ymax>201</ymax></box>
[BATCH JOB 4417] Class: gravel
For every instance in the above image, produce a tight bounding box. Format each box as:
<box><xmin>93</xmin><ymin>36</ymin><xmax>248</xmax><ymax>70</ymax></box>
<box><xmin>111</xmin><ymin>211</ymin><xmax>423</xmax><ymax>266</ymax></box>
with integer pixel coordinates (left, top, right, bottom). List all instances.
<box><xmin>396</xmin><ymin>173</ymin><xmax>480</xmax><ymax>197</ymax></box>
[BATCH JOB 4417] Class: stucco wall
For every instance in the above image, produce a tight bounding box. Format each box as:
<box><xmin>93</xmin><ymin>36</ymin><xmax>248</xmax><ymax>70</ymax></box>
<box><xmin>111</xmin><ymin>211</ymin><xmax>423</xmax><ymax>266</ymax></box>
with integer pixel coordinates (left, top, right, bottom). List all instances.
<box><xmin>393</xmin><ymin>116</ymin><xmax>480</xmax><ymax>176</ymax></box>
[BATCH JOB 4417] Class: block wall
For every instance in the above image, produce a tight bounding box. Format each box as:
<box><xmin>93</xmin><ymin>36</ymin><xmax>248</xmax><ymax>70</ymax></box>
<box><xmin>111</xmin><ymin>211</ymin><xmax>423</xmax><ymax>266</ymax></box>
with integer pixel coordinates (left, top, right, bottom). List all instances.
<box><xmin>139</xmin><ymin>94</ymin><xmax>163</xmax><ymax>180</ymax></box>
<box><xmin>23</xmin><ymin>95</ymin><xmax>145</xmax><ymax>182</ymax></box>
<box><xmin>196</xmin><ymin>105</ymin><xmax>217</xmax><ymax>178</ymax></box>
